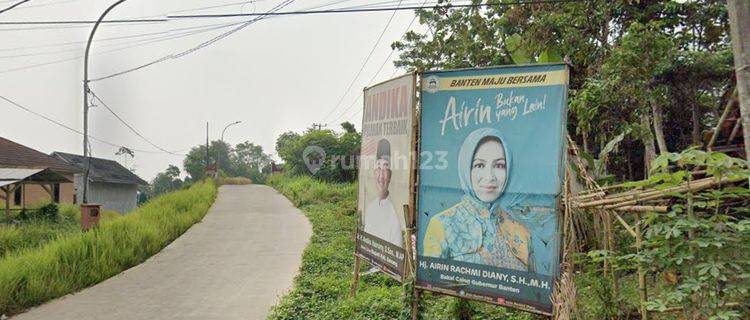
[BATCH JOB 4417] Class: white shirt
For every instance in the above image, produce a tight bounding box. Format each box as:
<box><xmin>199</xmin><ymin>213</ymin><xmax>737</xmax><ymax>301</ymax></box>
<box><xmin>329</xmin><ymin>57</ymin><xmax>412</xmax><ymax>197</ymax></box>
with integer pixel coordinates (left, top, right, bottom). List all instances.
<box><xmin>364</xmin><ymin>196</ymin><xmax>404</xmax><ymax>248</ymax></box>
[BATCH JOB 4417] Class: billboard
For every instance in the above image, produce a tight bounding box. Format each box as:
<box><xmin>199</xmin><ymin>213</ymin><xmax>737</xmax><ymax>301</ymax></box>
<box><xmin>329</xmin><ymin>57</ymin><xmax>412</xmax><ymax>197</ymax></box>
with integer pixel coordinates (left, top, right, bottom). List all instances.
<box><xmin>415</xmin><ymin>64</ymin><xmax>569</xmax><ymax>315</ymax></box>
<box><xmin>355</xmin><ymin>73</ymin><xmax>416</xmax><ymax>281</ymax></box>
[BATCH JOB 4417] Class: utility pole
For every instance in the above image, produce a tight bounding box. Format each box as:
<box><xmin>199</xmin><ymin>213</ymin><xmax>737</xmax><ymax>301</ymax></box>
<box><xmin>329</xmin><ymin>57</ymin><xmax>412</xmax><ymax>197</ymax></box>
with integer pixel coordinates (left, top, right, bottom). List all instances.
<box><xmin>82</xmin><ymin>0</ymin><xmax>128</xmax><ymax>203</ymax></box>
<box><xmin>218</xmin><ymin>120</ymin><xmax>241</xmax><ymax>175</ymax></box>
<box><xmin>727</xmin><ymin>0</ymin><xmax>750</xmax><ymax>160</ymax></box>
<box><xmin>206</xmin><ymin>122</ymin><xmax>210</xmax><ymax>175</ymax></box>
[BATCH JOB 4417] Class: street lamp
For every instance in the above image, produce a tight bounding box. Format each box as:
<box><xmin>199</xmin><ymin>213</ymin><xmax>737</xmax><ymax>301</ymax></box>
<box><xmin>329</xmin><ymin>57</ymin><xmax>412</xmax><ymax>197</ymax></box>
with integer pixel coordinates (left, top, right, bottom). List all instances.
<box><xmin>218</xmin><ymin>121</ymin><xmax>242</xmax><ymax>175</ymax></box>
<box><xmin>82</xmin><ymin>0</ymin><xmax>128</xmax><ymax>204</ymax></box>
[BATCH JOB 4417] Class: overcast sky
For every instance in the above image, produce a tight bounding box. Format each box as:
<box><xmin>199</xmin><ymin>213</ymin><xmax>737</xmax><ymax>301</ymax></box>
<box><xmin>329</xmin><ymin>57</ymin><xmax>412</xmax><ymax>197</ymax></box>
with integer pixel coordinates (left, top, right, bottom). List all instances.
<box><xmin>0</xmin><ymin>0</ymin><xmax>423</xmax><ymax>180</ymax></box>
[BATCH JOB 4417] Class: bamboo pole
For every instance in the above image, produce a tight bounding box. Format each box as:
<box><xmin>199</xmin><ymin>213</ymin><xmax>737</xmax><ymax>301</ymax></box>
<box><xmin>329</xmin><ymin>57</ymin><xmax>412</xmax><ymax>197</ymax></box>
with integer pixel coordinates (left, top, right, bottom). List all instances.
<box><xmin>576</xmin><ymin>177</ymin><xmax>714</xmax><ymax>207</ymax></box>
<box><xmin>656</xmin><ymin>302</ymin><xmax>740</xmax><ymax>313</ymax></box>
<box><xmin>350</xmin><ymin>255</ymin><xmax>360</xmax><ymax>298</ymax></box>
<box><xmin>613</xmin><ymin>212</ymin><xmax>637</xmax><ymax>238</ymax></box>
<box><xmin>635</xmin><ymin>212</ymin><xmax>648</xmax><ymax>320</ymax></box>
<box><xmin>605</xmin><ymin>211</ymin><xmax>619</xmax><ymax>297</ymax></box>
<box><xmin>613</xmin><ymin>205</ymin><xmax>668</xmax><ymax>213</ymax></box>
<box><xmin>600</xmin><ymin>177</ymin><xmax>743</xmax><ymax>210</ymax></box>
<box><xmin>350</xmin><ymin>211</ymin><xmax>363</xmax><ymax>298</ymax></box>
<box><xmin>411</xmin><ymin>287</ymin><xmax>420</xmax><ymax>320</ymax></box>
<box><xmin>707</xmin><ymin>87</ymin><xmax>738</xmax><ymax>149</ymax></box>
<box><xmin>571</xmin><ymin>171</ymin><xmax>709</xmax><ymax>204</ymax></box>
<box><xmin>575</xmin><ymin>176</ymin><xmax>743</xmax><ymax>209</ymax></box>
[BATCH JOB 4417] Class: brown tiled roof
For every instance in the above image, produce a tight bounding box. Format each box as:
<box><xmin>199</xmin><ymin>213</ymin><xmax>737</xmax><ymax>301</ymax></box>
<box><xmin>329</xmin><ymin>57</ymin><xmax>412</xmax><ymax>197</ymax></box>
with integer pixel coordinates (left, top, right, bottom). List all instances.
<box><xmin>52</xmin><ymin>152</ymin><xmax>148</xmax><ymax>186</ymax></box>
<box><xmin>0</xmin><ymin>137</ymin><xmax>82</xmax><ymax>174</ymax></box>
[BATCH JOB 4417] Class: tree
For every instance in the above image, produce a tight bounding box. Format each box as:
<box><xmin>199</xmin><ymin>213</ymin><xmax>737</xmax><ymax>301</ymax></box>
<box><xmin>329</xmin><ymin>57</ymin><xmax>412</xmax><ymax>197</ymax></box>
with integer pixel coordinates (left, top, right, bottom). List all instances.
<box><xmin>393</xmin><ymin>0</ymin><xmax>733</xmax><ymax>181</ymax></box>
<box><xmin>274</xmin><ymin>125</ymin><xmax>361</xmax><ymax>182</ymax></box>
<box><xmin>150</xmin><ymin>165</ymin><xmax>183</xmax><ymax>197</ymax></box>
<box><xmin>341</xmin><ymin>121</ymin><xmax>357</xmax><ymax>134</ymax></box>
<box><xmin>233</xmin><ymin>141</ymin><xmax>272</xmax><ymax>182</ymax></box>
<box><xmin>183</xmin><ymin>140</ymin><xmax>232</xmax><ymax>181</ymax></box>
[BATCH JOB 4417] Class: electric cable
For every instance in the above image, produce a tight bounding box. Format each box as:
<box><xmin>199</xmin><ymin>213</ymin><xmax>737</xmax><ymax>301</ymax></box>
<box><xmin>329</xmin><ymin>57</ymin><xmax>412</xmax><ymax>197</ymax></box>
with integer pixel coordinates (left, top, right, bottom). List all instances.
<box><xmin>9</xmin><ymin>0</ymin><xmax>78</xmax><ymax>10</ymax></box>
<box><xmin>0</xmin><ymin>94</ymin><xmax>178</xmax><ymax>155</ymax></box>
<box><xmin>88</xmin><ymin>0</ymin><xmax>295</xmax><ymax>82</ymax></box>
<box><xmin>0</xmin><ymin>0</ymin><xmax>31</xmax><ymax>15</ymax></box>
<box><xmin>334</xmin><ymin>0</ymin><xmax>425</xmax><ymax>124</ymax></box>
<box><xmin>0</xmin><ymin>20</ymin><xmax>243</xmax><ymax>74</ymax></box>
<box><xmin>168</xmin><ymin>0</ymin><xmax>586</xmax><ymax>18</ymax></box>
<box><xmin>320</xmin><ymin>0</ymin><xmax>404</xmax><ymax>124</ymax></box>
<box><xmin>88</xmin><ymin>89</ymin><xmax>186</xmax><ymax>156</ymax></box>
<box><xmin>0</xmin><ymin>20</ymin><xmax>243</xmax><ymax>59</ymax></box>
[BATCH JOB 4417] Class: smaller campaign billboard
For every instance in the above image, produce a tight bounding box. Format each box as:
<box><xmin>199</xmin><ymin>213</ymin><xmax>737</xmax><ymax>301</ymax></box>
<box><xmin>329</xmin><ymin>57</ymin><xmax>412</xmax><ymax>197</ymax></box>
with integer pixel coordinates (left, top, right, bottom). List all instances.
<box><xmin>416</xmin><ymin>64</ymin><xmax>569</xmax><ymax>315</ymax></box>
<box><xmin>355</xmin><ymin>73</ymin><xmax>416</xmax><ymax>281</ymax></box>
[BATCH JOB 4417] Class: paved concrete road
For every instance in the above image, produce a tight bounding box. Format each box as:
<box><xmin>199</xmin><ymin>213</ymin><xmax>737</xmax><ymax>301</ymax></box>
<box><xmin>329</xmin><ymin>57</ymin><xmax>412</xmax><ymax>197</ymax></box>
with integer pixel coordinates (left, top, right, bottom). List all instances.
<box><xmin>12</xmin><ymin>185</ymin><xmax>311</xmax><ymax>320</ymax></box>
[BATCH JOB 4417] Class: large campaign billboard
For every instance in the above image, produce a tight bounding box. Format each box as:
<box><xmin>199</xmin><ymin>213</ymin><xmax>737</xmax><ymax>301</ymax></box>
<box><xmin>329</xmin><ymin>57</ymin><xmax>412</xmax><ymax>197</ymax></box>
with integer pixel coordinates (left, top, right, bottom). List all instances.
<box><xmin>415</xmin><ymin>64</ymin><xmax>569</xmax><ymax>315</ymax></box>
<box><xmin>355</xmin><ymin>73</ymin><xmax>416</xmax><ymax>281</ymax></box>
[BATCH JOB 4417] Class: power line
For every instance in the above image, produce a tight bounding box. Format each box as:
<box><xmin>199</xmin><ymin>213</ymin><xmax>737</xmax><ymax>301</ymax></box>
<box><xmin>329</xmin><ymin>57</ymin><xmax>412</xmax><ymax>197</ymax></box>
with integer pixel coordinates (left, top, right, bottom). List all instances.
<box><xmin>10</xmin><ymin>0</ymin><xmax>79</xmax><ymax>10</ymax></box>
<box><xmin>0</xmin><ymin>20</ymin><xmax>242</xmax><ymax>74</ymax></box>
<box><xmin>0</xmin><ymin>94</ymin><xmax>175</xmax><ymax>155</ymax></box>
<box><xmin>89</xmin><ymin>0</ymin><xmax>296</xmax><ymax>82</ymax></box>
<box><xmin>0</xmin><ymin>0</ymin><xmax>31</xmax><ymax>15</ymax></box>
<box><xmin>0</xmin><ymin>0</ymin><xmax>373</xmax><ymax>78</ymax></box>
<box><xmin>0</xmin><ymin>20</ymin><xmax>242</xmax><ymax>59</ymax></box>
<box><xmin>88</xmin><ymin>89</ymin><xmax>186</xmax><ymax>156</ymax></box>
<box><xmin>328</xmin><ymin>0</ymin><xmax>427</xmax><ymax>124</ymax></box>
<box><xmin>168</xmin><ymin>0</ymin><xmax>586</xmax><ymax>18</ymax></box>
<box><xmin>0</xmin><ymin>18</ymin><xmax>167</xmax><ymax>25</ymax></box>
<box><xmin>320</xmin><ymin>0</ymin><xmax>405</xmax><ymax>124</ymax></box>
<box><xmin>0</xmin><ymin>20</ymin><xmax>245</xmax><ymax>52</ymax></box>
<box><xmin>343</xmin><ymin>65</ymin><xmax>403</xmax><ymax>123</ymax></box>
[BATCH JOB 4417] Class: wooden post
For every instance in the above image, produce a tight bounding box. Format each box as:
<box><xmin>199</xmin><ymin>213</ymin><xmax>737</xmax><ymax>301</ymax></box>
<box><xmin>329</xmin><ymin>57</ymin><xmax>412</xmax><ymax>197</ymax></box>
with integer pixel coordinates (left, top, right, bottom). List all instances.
<box><xmin>635</xmin><ymin>212</ymin><xmax>648</xmax><ymax>320</ymax></box>
<box><xmin>350</xmin><ymin>210</ymin><xmax>363</xmax><ymax>298</ymax></box>
<box><xmin>403</xmin><ymin>204</ymin><xmax>413</xmax><ymax>275</ymax></box>
<box><xmin>349</xmin><ymin>255</ymin><xmax>360</xmax><ymax>298</ymax></box>
<box><xmin>409</xmin><ymin>71</ymin><xmax>421</xmax><ymax>320</ymax></box>
<box><xmin>2</xmin><ymin>186</ymin><xmax>9</xmax><ymax>218</ymax></box>
<box><xmin>20</xmin><ymin>183</ymin><xmax>25</xmax><ymax>210</ymax></box>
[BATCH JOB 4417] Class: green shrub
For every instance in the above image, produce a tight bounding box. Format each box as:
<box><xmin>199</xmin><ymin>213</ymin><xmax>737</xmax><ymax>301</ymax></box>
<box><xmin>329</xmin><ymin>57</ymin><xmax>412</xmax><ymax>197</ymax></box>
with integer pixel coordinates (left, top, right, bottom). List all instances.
<box><xmin>266</xmin><ymin>173</ymin><xmax>531</xmax><ymax>320</ymax></box>
<box><xmin>0</xmin><ymin>180</ymin><xmax>217</xmax><ymax>315</ymax></box>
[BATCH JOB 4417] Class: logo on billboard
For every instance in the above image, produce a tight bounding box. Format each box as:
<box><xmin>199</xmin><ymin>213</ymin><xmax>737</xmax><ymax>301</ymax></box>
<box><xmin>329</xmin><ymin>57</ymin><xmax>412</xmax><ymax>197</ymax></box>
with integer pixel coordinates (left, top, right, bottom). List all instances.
<box><xmin>303</xmin><ymin>145</ymin><xmax>326</xmax><ymax>174</ymax></box>
<box><xmin>425</xmin><ymin>75</ymin><xmax>440</xmax><ymax>93</ymax></box>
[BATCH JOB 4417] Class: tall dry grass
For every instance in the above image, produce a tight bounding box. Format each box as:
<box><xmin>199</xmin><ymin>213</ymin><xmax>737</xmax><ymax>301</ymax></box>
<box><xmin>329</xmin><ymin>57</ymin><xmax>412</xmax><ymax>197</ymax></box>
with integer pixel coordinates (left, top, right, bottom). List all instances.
<box><xmin>0</xmin><ymin>180</ymin><xmax>217</xmax><ymax>316</ymax></box>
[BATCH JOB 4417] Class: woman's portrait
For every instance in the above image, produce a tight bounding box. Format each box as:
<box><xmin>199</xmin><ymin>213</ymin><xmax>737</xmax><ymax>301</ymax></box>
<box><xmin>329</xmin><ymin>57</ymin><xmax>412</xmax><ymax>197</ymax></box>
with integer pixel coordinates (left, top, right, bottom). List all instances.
<box><xmin>422</xmin><ymin>128</ymin><xmax>533</xmax><ymax>272</ymax></box>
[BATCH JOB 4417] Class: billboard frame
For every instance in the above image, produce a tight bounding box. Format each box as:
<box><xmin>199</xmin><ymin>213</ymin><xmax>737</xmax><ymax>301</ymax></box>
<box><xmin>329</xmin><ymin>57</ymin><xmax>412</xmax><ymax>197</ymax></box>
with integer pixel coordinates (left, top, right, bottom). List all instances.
<box><xmin>413</xmin><ymin>63</ymin><xmax>570</xmax><ymax>316</ymax></box>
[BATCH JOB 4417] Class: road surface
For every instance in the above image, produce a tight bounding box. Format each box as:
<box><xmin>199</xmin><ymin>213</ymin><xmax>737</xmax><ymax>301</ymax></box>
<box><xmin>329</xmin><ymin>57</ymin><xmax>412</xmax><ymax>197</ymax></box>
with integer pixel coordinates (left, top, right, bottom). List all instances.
<box><xmin>12</xmin><ymin>185</ymin><xmax>312</xmax><ymax>320</ymax></box>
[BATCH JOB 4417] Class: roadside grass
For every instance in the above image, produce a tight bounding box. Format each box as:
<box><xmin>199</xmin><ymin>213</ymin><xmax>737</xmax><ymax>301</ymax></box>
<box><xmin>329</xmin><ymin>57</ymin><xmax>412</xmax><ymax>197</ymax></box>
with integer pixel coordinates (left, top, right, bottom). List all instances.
<box><xmin>0</xmin><ymin>180</ymin><xmax>217</xmax><ymax>316</ymax></box>
<box><xmin>267</xmin><ymin>174</ymin><xmax>533</xmax><ymax>320</ymax></box>
<box><xmin>0</xmin><ymin>204</ymin><xmax>121</xmax><ymax>259</ymax></box>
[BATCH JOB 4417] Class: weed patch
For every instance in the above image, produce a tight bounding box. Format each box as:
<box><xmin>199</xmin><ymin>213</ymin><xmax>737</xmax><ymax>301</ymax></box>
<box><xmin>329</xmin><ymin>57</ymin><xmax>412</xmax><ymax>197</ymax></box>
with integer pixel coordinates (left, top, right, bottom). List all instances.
<box><xmin>267</xmin><ymin>174</ymin><xmax>534</xmax><ymax>320</ymax></box>
<box><xmin>0</xmin><ymin>180</ymin><xmax>217</xmax><ymax>315</ymax></box>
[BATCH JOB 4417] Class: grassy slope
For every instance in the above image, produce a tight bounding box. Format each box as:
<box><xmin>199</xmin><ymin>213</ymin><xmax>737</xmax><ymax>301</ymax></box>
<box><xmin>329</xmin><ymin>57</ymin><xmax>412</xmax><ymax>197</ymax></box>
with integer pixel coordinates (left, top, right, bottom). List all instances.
<box><xmin>0</xmin><ymin>180</ymin><xmax>217</xmax><ymax>315</ymax></box>
<box><xmin>267</xmin><ymin>174</ymin><xmax>533</xmax><ymax>320</ymax></box>
<box><xmin>0</xmin><ymin>204</ymin><xmax>120</xmax><ymax>259</ymax></box>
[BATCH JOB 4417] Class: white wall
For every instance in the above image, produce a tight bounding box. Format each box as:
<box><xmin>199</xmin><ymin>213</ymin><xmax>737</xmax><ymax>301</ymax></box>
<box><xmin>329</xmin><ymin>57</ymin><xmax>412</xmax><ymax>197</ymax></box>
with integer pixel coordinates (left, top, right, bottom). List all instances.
<box><xmin>74</xmin><ymin>174</ymin><xmax>138</xmax><ymax>214</ymax></box>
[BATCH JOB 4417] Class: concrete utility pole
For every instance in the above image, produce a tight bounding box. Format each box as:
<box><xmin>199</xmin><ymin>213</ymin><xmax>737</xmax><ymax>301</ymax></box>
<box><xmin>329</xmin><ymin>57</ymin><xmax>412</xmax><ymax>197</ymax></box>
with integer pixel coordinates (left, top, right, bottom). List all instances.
<box><xmin>206</xmin><ymin>122</ymin><xmax>210</xmax><ymax>171</ymax></box>
<box><xmin>727</xmin><ymin>0</ymin><xmax>750</xmax><ymax>160</ymax></box>
<box><xmin>82</xmin><ymin>0</ymin><xmax>128</xmax><ymax>203</ymax></box>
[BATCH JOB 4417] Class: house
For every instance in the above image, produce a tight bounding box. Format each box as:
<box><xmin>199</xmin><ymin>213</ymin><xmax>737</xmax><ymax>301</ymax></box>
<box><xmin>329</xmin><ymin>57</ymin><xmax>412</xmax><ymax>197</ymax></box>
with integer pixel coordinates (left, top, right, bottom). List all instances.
<box><xmin>52</xmin><ymin>152</ymin><xmax>148</xmax><ymax>214</ymax></box>
<box><xmin>0</xmin><ymin>137</ymin><xmax>81</xmax><ymax>214</ymax></box>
